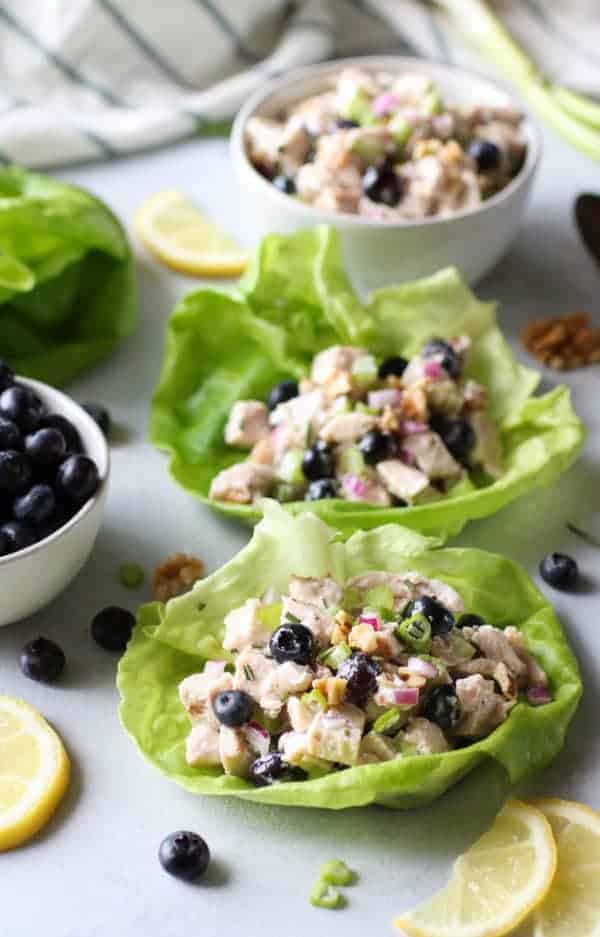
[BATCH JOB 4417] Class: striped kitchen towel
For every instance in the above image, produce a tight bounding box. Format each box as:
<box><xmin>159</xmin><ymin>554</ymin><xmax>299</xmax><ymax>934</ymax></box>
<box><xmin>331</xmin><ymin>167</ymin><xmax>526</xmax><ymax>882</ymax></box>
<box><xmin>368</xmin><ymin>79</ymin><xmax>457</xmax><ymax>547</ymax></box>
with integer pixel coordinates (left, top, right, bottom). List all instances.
<box><xmin>0</xmin><ymin>0</ymin><xmax>598</xmax><ymax>168</ymax></box>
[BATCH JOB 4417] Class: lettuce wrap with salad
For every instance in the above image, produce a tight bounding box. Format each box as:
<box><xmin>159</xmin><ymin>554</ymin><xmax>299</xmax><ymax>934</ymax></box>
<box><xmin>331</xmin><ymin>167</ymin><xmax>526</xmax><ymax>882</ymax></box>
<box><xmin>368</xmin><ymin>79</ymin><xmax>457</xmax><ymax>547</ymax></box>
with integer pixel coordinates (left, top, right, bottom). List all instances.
<box><xmin>150</xmin><ymin>226</ymin><xmax>584</xmax><ymax>541</ymax></box>
<box><xmin>0</xmin><ymin>165</ymin><xmax>136</xmax><ymax>385</ymax></box>
<box><xmin>118</xmin><ymin>502</ymin><xmax>581</xmax><ymax>810</ymax></box>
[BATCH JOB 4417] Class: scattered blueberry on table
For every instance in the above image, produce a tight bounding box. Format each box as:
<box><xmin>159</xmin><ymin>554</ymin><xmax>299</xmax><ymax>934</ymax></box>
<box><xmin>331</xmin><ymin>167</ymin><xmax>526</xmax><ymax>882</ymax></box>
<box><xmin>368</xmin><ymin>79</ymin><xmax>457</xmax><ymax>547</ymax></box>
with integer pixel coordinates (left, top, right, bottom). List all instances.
<box><xmin>91</xmin><ymin>606</ymin><xmax>135</xmax><ymax>652</ymax></box>
<box><xmin>540</xmin><ymin>553</ymin><xmax>579</xmax><ymax>590</ymax></box>
<box><xmin>20</xmin><ymin>636</ymin><xmax>66</xmax><ymax>683</ymax></box>
<box><xmin>158</xmin><ymin>831</ymin><xmax>211</xmax><ymax>882</ymax></box>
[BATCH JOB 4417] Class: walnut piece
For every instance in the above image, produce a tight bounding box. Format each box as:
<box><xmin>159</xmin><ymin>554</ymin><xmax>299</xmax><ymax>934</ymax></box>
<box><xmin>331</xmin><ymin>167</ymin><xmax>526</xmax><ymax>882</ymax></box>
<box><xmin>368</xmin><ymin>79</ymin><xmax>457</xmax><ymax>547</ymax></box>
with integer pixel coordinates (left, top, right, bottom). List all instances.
<box><xmin>152</xmin><ymin>553</ymin><xmax>205</xmax><ymax>602</ymax></box>
<box><xmin>521</xmin><ymin>311</ymin><xmax>600</xmax><ymax>370</ymax></box>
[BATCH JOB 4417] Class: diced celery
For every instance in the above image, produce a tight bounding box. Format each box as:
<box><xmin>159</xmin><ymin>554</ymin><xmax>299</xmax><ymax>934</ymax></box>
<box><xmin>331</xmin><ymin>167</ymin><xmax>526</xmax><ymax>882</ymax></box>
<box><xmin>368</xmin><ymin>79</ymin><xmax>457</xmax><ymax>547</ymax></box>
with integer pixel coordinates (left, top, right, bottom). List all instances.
<box><xmin>275</xmin><ymin>482</ymin><xmax>298</xmax><ymax>503</ymax></box>
<box><xmin>448</xmin><ymin>632</ymin><xmax>477</xmax><ymax>661</ymax></box>
<box><xmin>421</xmin><ymin>88</ymin><xmax>442</xmax><ymax>117</ymax></box>
<box><xmin>302</xmin><ymin>689</ymin><xmax>328</xmax><ymax>710</ymax></box>
<box><xmin>389</xmin><ymin>114</ymin><xmax>412</xmax><ymax>148</ymax></box>
<box><xmin>364</xmin><ymin>584</ymin><xmax>395</xmax><ymax>611</ymax></box>
<box><xmin>373</xmin><ymin>708</ymin><xmax>403</xmax><ymax>735</ymax></box>
<box><xmin>351</xmin><ymin>354</ymin><xmax>378</xmax><ymax>389</ymax></box>
<box><xmin>258</xmin><ymin>602</ymin><xmax>283</xmax><ymax>631</ymax></box>
<box><xmin>331</xmin><ymin>395</ymin><xmax>352</xmax><ymax>414</ymax></box>
<box><xmin>310</xmin><ymin>880</ymin><xmax>345</xmax><ymax>910</ymax></box>
<box><xmin>319</xmin><ymin>642</ymin><xmax>351</xmax><ymax>670</ymax></box>
<box><xmin>344</xmin><ymin>88</ymin><xmax>377</xmax><ymax>126</ymax></box>
<box><xmin>396</xmin><ymin>613</ymin><xmax>432</xmax><ymax>653</ymax></box>
<box><xmin>278</xmin><ymin>448</ymin><xmax>305</xmax><ymax>485</ymax></box>
<box><xmin>320</xmin><ymin>859</ymin><xmax>355</xmax><ymax>886</ymax></box>
<box><xmin>354</xmin><ymin>401</ymin><xmax>378</xmax><ymax>415</ymax></box>
<box><xmin>341</xmin><ymin>586</ymin><xmax>362</xmax><ymax>611</ymax></box>
<box><xmin>350</xmin><ymin>132</ymin><xmax>388</xmax><ymax>164</ymax></box>
<box><xmin>339</xmin><ymin>446</ymin><xmax>365</xmax><ymax>476</ymax></box>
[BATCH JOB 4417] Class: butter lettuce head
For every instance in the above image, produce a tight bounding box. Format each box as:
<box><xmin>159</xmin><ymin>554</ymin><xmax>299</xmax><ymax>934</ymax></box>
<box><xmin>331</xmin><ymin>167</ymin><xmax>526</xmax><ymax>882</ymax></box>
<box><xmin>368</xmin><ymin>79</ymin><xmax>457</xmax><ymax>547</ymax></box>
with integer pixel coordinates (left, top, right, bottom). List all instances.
<box><xmin>150</xmin><ymin>226</ymin><xmax>584</xmax><ymax>540</ymax></box>
<box><xmin>0</xmin><ymin>165</ymin><xmax>136</xmax><ymax>385</ymax></box>
<box><xmin>118</xmin><ymin>502</ymin><xmax>581</xmax><ymax>810</ymax></box>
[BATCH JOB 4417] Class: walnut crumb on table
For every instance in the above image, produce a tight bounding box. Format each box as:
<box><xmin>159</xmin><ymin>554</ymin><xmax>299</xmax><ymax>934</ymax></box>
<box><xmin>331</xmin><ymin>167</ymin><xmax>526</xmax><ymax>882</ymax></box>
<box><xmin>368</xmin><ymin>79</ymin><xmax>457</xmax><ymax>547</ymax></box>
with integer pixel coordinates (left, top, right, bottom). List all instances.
<box><xmin>152</xmin><ymin>553</ymin><xmax>205</xmax><ymax>602</ymax></box>
<box><xmin>521</xmin><ymin>312</ymin><xmax>600</xmax><ymax>369</ymax></box>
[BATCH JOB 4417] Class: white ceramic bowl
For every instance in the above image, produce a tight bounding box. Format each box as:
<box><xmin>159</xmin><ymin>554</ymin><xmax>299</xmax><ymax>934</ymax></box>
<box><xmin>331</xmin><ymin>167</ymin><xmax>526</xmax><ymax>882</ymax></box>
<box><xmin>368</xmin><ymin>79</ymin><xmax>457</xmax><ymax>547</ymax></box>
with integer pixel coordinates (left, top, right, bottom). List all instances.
<box><xmin>231</xmin><ymin>56</ymin><xmax>541</xmax><ymax>292</ymax></box>
<box><xmin>0</xmin><ymin>378</ymin><xmax>109</xmax><ymax>626</ymax></box>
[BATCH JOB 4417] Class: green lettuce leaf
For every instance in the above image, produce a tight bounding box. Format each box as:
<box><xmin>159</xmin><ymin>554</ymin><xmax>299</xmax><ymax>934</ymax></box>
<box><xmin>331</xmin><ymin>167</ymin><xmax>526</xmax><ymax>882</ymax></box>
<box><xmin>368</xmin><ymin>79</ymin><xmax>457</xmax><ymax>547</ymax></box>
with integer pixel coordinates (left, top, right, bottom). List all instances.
<box><xmin>118</xmin><ymin>503</ymin><xmax>581</xmax><ymax>810</ymax></box>
<box><xmin>0</xmin><ymin>165</ymin><xmax>136</xmax><ymax>385</ymax></box>
<box><xmin>150</xmin><ymin>226</ymin><xmax>584</xmax><ymax>540</ymax></box>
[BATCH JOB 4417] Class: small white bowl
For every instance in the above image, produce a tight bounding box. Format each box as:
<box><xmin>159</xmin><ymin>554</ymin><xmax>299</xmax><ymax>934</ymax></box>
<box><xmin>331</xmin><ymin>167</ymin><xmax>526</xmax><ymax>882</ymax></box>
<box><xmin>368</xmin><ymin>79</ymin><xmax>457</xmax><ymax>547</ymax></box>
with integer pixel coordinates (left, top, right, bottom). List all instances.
<box><xmin>231</xmin><ymin>56</ymin><xmax>541</xmax><ymax>292</ymax></box>
<box><xmin>0</xmin><ymin>378</ymin><xmax>109</xmax><ymax>626</ymax></box>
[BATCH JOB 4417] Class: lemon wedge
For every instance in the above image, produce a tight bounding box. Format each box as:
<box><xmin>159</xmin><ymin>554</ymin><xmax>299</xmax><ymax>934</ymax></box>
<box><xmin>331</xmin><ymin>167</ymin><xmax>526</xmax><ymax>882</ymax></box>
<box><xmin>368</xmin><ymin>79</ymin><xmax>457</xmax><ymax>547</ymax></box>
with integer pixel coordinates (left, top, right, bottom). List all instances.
<box><xmin>524</xmin><ymin>799</ymin><xmax>600</xmax><ymax>937</ymax></box>
<box><xmin>0</xmin><ymin>695</ymin><xmax>70</xmax><ymax>851</ymax></box>
<box><xmin>394</xmin><ymin>800</ymin><xmax>557</xmax><ymax>937</ymax></box>
<box><xmin>134</xmin><ymin>190</ymin><xmax>247</xmax><ymax>277</ymax></box>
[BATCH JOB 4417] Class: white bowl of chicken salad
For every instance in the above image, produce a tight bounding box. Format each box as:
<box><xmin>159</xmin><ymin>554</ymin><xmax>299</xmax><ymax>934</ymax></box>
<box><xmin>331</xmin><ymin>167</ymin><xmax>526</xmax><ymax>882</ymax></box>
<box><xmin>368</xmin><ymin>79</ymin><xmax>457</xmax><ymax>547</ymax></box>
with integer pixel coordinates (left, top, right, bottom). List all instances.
<box><xmin>231</xmin><ymin>56</ymin><xmax>540</xmax><ymax>290</ymax></box>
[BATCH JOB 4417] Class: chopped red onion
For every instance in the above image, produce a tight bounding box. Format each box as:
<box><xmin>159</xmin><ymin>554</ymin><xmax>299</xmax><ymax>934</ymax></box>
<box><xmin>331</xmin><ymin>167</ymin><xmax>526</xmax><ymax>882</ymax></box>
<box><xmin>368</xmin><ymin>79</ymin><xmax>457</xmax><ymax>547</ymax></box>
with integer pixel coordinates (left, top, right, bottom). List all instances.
<box><xmin>247</xmin><ymin>720</ymin><xmax>269</xmax><ymax>738</ymax></box>
<box><xmin>399</xmin><ymin>447</ymin><xmax>417</xmax><ymax>466</ymax></box>
<box><xmin>359</xmin><ymin>613</ymin><xmax>382</xmax><ymax>631</ymax></box>
<box><xmin>244</xmin><ymin>722</ymin><xmax>270</xmax><ymax>756</ymax></box>
<box><xmin>407</xmin><ymin>657</ymin><xmax>438</xmax><ymax>679</ymax></box>
<box><xmin>343</xmin><ymin>474</ymin><xmax>370</xmax><ymax>499</ymax></box>
<box><xmin>423</xmin><ymin>360</ymin><xmax>443</xmax><ymax>380</ymax></box>
<box><xmin>402</xmin><ymin>420</ymin><xmax>428</xmax><ymax>435</ymax></box>
<box><xmin>373</xmin><ymin>92</ymin><xmax>401</xmax><ymax>117</ymax></box>
<box><xmin>527</xmin><ymin>686</ymin><xmax>553</xmax><ymax>707</ymax></box>
<box><xmin>393</xmin><ymin>686</ymin><xmax>420</xmax><ymax>706</ymax></box>
<box><xmin>368</xmin><ymin>388</ymin><xmax>403</xmax><ymax>410</ymax></box>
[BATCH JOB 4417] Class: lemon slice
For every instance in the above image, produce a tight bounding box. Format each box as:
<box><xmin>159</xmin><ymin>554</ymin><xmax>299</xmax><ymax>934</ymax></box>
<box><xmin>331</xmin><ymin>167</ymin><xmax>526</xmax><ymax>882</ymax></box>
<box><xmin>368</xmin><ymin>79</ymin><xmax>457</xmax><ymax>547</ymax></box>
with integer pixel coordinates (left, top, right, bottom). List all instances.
<box><xmin>0</xmin><ymin>695</ymin><xmax>70</xmax><ymax>851</ymax></box>
<box><xmin>134</xmin><ymin>190</ymin><xmax>247</xmax><ymax>277</ymax></box>
<box><xmin>527</xmin><ymin>799</ymin><xmax>600</xmax><ymax>937</ymax></box>
<box><xmin>394</xmin><ymin>800</ymin><xmax>557</xmax><ymax>937</ymax></box>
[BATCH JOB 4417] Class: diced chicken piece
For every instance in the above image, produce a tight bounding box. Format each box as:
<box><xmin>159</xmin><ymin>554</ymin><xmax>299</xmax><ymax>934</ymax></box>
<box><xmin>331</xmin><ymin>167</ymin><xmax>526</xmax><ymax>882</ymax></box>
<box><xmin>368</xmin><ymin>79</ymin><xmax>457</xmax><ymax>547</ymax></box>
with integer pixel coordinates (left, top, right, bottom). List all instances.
<box><xmin>402</xmin><ymin>431</ymin><xmax>462</xmax><ymax>480</ymax></box>
<box><xmin>454</xmin><ymin>674</ymin><xmax>514</xmax><ymax>738</ymax></box>
<box><xmin>223</xmin><ymin>598</ymin><xmax>271</xmax><ymax>652</ymax></box>
<box><xmin>242</xmin><ymin>722</ymin><xmax>271</xmax><ymax>758</ymax></box>
<box><xmin>391</xmin><ymin>72</ymin><xmax>435</xmax><ymax>106</ymax></box>
<box><xmin>426</xmin><ymin>380</ymin><xmax>464</xmax><ymax>418</ymax></box>
<box><xmin>453</xmin><ymin>657</ymin><xmax>497</xmax><ymax>679</ymax></box>
<box><xmin>401</xmin><ymin>358</ymin><xmax>427</xmax><ymax>387</ymax></box>
<box><xmin>470</xmin><ymin>411</ymin><xmax>503</xmax><ymax>479</ymax></box>
<box><xmin>402</xmin><ymin>717</ymin><xmax>450</xmax><ymax>754</ymax></box>
<box><xmin>341</xmin><ymin>473</ymin><xmax>392</xmax><ymax>506</ymax></box>
<box><xmin>287</xmin><ymin>575</ymin><xmax>342</xmax><ymax>609</ymax></box>
<box><xmin>345</xmin><ymin>570</ymin><xmax>464</xmax><ymax>616</ymax></box>
<box><xmin>249</xmin><ymin>437</ymin><xmax>274</xmax><ymax>466</ymax></box>
<box><xmin>293</xmin><ymin>91</ymin><xmax>338</xmax><ymax>135</ymax></box>
<box><xmin>278</xmin><ymin>730</ymin><xmax>309</xmax><ymax>766</ymax></box>
<box><xmin>265</xmin><ymin>661</ymin><xmax>313</xmax><ymax>707</ymax></box>
<box><xmin>278</xmin><ymin>115</ymin><xmax>314</xmax><ymax>175</ymax></box>
<box><xmin>431</xmin><ymin>633</ymin><xmax>477</xmax><ymax>667</ymax></box>
<box><xmin>493</xmin><ymin>661</ymin><xmax>515</xmax><ymax>697</ymax></box>
<box><xmin>282</xmin><ymin>596</ymin><xmax>335</xmax><ymax>645</ymax></box>
<box><xmin>209</xmin><ymin>462</ymin><xmax>276</xmax><ymax>504</ymax></box>
<box><xmin>375</xmin><ymin>625</ymin><xmax>403</xmax><ymax>660</ymax></box>
<box><xmin>376</xmin><ymin>459</ymin><xmax>431</xmax><ymax>503</ymax></box>
<box><xmin>398</xmin><ymin>153</ymin><xmax>481</xmax><ymax>219</ymax></box>
<box><xmin>307</xmin><ymin>703</ymin><xmax>366</xmax><ymax>766</ymax></box>
<box><xmin>504</xmin><ymin>627</ymin><xmax>548</xmax><ymax>688</ymax></box>
<box><xmin>179</xmin><ymin>666</ymin><xmax>233</xmax><ymax>724</ymax></box>
<box><xmin>185</xmin><ymin>721</ymin><xmax>221</xmax><ymax>767</ymax></box>
<box><xmin>219</xmin><ymin>726</ymin><xmax>253</xmax><ymax>777</ymax></box>
<box><xmin>313</xmin><ymin>185</ymin><xmax>361</xmax><ymax>215</ymax></box>
<box><xmin>335</xmin><ymin>67</ymin><xmax>379</xmax><ymax>112</ymax></box>
<box><xmin>287</xmin><ymin>696</ymin><xmax>314</xmax><ymax>732</ymax></box>
<box><xmin>270</xmin><ymin>389</ymin><xmax>325</xmax><ymax>443</ymax></box>
<box><xmin>224</xmin><ymin>400</ymin><xmax>269</xmax><ymax>448</ymax></box>
<box><xmin>311</xmin><ymin>346</ymin><xmax>369</xmax><ymax>386</ymax></box>
<box><xmin>320</xmin><ymin>411</ymin><xmax>377</xmax><ymax>444</ymax></box>
<box><xmin>402</xmin><ymin>572</ymin><xmax>465</xmax><ymax>616</ymax></box>
<box><xmin>245</xmin><ymin>116</ymin><xmax>283</xmax><ymax>173</ymax></box>
<box><xmin>358</xmin><ymin>732</ymin><xmax>397</xmax><ymax>765</ymax></box>
<box><xmin>233</xmin><ymin>647</ymin><xmax>277</xmax><ymax>705</ymax></box>
<box><xmin>471</xmin><ymin>625</ymin><xmax>527</xmax><ymax>680</ymax></box>
<box><xmin>234</xmin><ymin>647</ymin><xmax>311</xmax><ymax>718</ymax></box>
<box><xmin>401</xmin><ymin>384</ymin><xmax>429</xmax><ymax>423</ymax></box>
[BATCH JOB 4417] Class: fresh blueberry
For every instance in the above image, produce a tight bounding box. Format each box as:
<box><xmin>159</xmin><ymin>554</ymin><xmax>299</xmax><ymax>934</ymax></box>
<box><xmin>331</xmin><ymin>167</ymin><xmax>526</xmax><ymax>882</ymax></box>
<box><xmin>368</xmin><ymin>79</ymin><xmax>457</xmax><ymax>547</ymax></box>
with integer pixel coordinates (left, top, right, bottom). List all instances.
<box><xmin>56</xmin><ymin>455</ymin><xmax>99</xmax><ymax>504</ymax></box>
<box><xmin>337</xmin><ymin>652</ymin><xmax>381</xmax><ymax>704</ymax></box>
<box><xmin>0</xmin><ymin>385</ymin><xmax>44</xmax><ymax>433</ymax></box>
<box><xmin>13</xmin><ymin>484</ymin><xmax>56</xmax><ymax>526</ymax></box>
<box><xmin>83</xmin><ymin>402</ymin><xmax>111</xmax><ymax>437</ymax></box>
<box><xmin>539</xmin><ymin>553</ymin><xmax>579</xmax><ymax>591</ymax></box>
<box><xmin>25</xmin><ymin>427</ymin><xmax>66</xmax><ymax>468</ymax></box>
<box><xmin>423</xmin><ymin>685</ymin><xmax>461</xmax><ymax>731</ymax></box>
<box><xmin>41</xmin><ymin>414</ymin><xmax>83</xmax><ymax>453</ymax></box>
<box><xmin>0</xmin><ymin>418</ymin><xmax>22</xmax><ymax>451</ymax></box>
<box><xmin>437</xmin><ymin>418</ymin><xmax>476</xmax><ymax>463</ymax></box>
<box><xmin>36</xmin><ymin>502</ymin><xmax>72</xmax><ymax>542</ymax></box>
<box><xmin>0</xmin><ymin>521</ymin><xmax>36</xmax><ymax>553</ymax></box>
<box><xmin>0</xmin><ymin>527</ymin><xmax>12</xmax><ymax>556</ymax></box>
<box><xmin>362</xmin><ymin>164</ymin><xmax>403</xmax><ymax>207</ymax></box>
<box><xmin>468</xmin><ymin>139</ymin><xmax>501</xmax><ymax>172</ymax></box>
<box><xmin>456</xmin><ymin>613</ymin><xmax>485</xmax><ymax>629</ymax></box>
<box><xmin>270</xmin><ymin>622</ymin><xmax>314</xmax><ymax>666</ymax></box>
<box><xmin>0</xmin><ymin>450</ymin><xmax>32</xmax><ymax>493</ymax></box>
<box><xmin>403</xmin><ymin>595</ymin><xmax>455</xmax><ymax>636</ymax></box>
<box><xmin>159</xmin><ymin>831</ymin><xmax>210</xmax><ymax>881</ymax></box>
<box><xmin>378</xmin><ymin>356</ymin><xmax>408</xmax><ymax>379</ymax></box>
<box><xmin>358</xmin><ymin>429</ymin><xmax>396</xmax><ymax>465</ymax></box>
<box><xmin>305</xmin><ymin>478</ymin><xmax>339</xmax><ymax>500</ymax></box>
<box><xmin>272</xmin><ymin>174</ymin><xmax>296</xmax><ymax>195</ymax></box>
<box><xmin>91</xmin><ymin>606</ymin><xmax>135</xmax><ymax>652</ymax></box>
<box><xmin>0</xmin><ymin>359</ymin><xmax>14</xmax><ymax>391</ymax></box>
<box><xmin>267</xmin><ymin>380</ymin><xmax>299</xmax><ymax>411</ymax></box>
<box><xmin>212</xmin><ymin>690</ymin><xmax>254</xmax><ymax>728</ymax></box>
<box><xmin>302</xmin><ymin>441</ymin><xmax>335</xmax><ymax>481</ymax></box>
<box><xmin>19</xmin><ymin>636</ymin><xmax>66</xmax><ymax>683</ymax></box>
<box><xmin>335</xmin><ymin>118</ymin><xmax>359</xmax><ymax>129</ymax></box>
<box><xmin>249</xmin><ymin>752</ymin><xmax>306</xmax><ymax>787</ymax></box>
<box><xmin>421</xmin><ymin>338</ymin><xmax>461</xmax><ymax>378</ymax></box>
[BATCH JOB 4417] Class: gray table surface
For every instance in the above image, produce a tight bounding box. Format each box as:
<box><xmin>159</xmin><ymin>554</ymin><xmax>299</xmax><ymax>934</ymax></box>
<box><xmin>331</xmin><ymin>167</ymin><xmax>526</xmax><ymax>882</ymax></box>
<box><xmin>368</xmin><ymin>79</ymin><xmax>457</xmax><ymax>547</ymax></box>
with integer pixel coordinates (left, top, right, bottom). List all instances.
<box><xmin>1</xmin><ymin>118</ymin><xmax>599</xmax><ymax>937</ymax></box>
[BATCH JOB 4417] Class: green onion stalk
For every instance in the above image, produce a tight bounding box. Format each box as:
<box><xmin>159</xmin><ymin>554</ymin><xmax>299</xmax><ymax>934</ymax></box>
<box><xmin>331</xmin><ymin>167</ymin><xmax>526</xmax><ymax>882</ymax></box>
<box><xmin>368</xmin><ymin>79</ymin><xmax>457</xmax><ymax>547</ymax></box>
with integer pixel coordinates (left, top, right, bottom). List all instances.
<box><xmin>435</xmin><ymin>0</ymin><xmax>600</xmax><ymax>160</ymax></box>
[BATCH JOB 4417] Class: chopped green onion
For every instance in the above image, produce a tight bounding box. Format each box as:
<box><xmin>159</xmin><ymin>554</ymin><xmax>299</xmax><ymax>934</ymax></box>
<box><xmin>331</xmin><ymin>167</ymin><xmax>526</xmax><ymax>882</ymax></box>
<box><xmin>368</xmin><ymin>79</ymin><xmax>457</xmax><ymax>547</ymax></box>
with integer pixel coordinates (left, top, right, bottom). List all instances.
<box><xmin>242</xmin><ymin>664</ymin><xmax>255</xmax><ymax>681</ymax></box>
<box><xmin>310</xmin><ymin>879</ymin><xmax>345</xmax><ymax>910</ymax></box>
<box><xmin>389</xmin><ymin>114</ymin><xmax>412</xmax><ymax>148</ymax></box>
<box><xmin>373</xmin><ymin>708</ymin><xmax>402</xmax><ymax>735</ymax></box>
<box><xmin>320</xmin><ymin>859</ymin><xmax>355</xmax><ymax>887</ymax></box>
<box><xmin>119</xmin><ymin>562</ymin><xmax>144</xmax><ymax>589</ymax></box>
<box><xmin>396</xmin><ymin>613</ymin><xmax>432</xmax><ymax>653</ymax></box>
<box><xmin>344</xmin><ymin>88</ymin><xmax>376</xmax><ymax>126</ymax></box>
<box><xmin>285</xmin><ymin>612</ymin><xmax>301</xmax><ymax>624</ymax></box>
<box><xmin>567</xmin><ymin>522</ymin><xmax>600</xmax><ymax>548</ymax></box>
<box><xmin>318</xmin><ymin>642</ymin><xmax>352</xmax><ymax>670</ymax></box>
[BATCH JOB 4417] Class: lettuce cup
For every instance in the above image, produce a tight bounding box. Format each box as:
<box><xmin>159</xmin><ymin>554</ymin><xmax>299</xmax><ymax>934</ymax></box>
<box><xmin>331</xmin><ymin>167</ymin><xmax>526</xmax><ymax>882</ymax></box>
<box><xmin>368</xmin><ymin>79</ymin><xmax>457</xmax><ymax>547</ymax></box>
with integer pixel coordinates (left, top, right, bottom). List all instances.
<box><xmin>118</xmin><ymin>503</ymin><xmax>581</xmax><ymax>810</ymax></box>
<box><xmin>150</xmin><ymin>227</ymin><xmax>583</xmax><ymax>541</ymax></box>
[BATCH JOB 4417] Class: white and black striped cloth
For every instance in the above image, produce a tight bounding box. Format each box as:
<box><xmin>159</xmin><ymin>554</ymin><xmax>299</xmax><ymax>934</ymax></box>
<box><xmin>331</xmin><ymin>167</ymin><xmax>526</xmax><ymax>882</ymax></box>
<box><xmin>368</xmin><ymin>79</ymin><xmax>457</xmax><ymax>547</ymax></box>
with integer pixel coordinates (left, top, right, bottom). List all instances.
<box><xmin>0</xmin><ymin>0</ymin><xmax>598</xmax><ymax>168</ymax></box>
